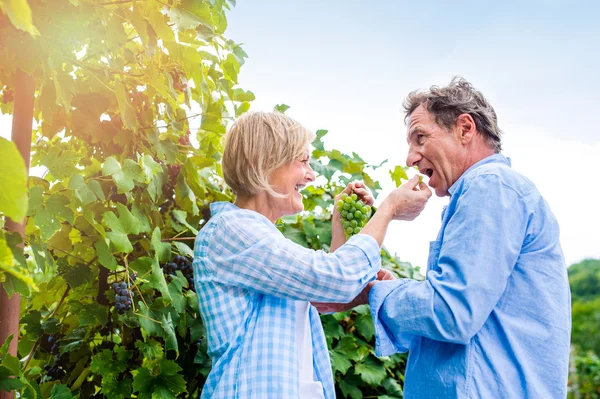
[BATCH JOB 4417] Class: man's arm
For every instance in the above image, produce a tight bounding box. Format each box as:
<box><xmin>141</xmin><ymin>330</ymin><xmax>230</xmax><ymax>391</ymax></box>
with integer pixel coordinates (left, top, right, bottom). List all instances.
<box><xmin>369</xmin><ymin>174</ymin><xmax>528</xmax><ymax>355</ymax></box>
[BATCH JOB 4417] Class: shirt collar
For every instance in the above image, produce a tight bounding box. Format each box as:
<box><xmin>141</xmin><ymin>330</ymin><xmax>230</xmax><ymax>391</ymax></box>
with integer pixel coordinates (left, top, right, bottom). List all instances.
<box><xmin>210</xmin><ymin>201</ymin><xmax>237</xmax><ymax>217</ymax></box>
<box><xmin>448</xmin><ymin>154</ymin><xmax>511</xmax><ymax>196</ymax></box>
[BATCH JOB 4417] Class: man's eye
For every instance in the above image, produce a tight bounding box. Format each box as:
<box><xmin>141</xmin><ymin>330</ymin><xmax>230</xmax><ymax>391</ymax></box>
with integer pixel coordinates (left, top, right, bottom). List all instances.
<box><xmin>416</xmin><ymin>134</ymin><xmax>424</xmax><ymax>143</ymax></box>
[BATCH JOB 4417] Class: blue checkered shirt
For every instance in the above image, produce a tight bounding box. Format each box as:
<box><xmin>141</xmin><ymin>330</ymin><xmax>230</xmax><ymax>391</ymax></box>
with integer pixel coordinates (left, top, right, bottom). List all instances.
<box><xmin>193</xmin><ymin>202</ymin><xmax>381</xmax><ymax>399</ymax></box>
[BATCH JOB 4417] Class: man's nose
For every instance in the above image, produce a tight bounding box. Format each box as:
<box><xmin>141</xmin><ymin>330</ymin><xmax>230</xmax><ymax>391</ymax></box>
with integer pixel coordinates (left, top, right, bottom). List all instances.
<box><xmin>406</xmin><ymin>146</ymin><xmax>421</xmax><ymax>167</ymax></box>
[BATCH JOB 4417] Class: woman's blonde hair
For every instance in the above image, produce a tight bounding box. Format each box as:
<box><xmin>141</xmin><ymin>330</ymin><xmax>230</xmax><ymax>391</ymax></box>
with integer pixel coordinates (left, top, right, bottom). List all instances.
<box><xmin>222</xmin><ymin>111</ymin><xmax>315</xmax><ymax>197</ymax></box>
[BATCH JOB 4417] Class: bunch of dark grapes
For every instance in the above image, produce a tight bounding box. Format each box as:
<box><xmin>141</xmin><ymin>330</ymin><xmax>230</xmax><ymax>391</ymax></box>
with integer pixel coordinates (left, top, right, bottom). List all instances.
<box><xmin>162</xmin><ymin>255</ymin><xmax>195</xmax><ymax>291</ymax></box>
<box><xmin>112</xmin><ymin>276</ymin><xmax>135</xmax><ymax>314</ymax></box>
<box><xmin>336</xmin><ymin>192</ymin><xmax>372</xmax><ymax>238</ymax></box>
<box><xmin>39</xmin><ymin>333</ymin><xmax>62</xmax><ymax>355</ymax></box>
<box><xmin>45</xmin><ymin>355</ymin><xmax>68</xmax><ymax>380</ymax></box>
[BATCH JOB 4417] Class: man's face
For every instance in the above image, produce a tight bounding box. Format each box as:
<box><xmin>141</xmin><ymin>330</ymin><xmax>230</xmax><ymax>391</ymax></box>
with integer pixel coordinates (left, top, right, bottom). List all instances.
<box><xmin>405</xmin><ymin>105</ymin><xmax>465</xmax><ymax>197</ymax></box>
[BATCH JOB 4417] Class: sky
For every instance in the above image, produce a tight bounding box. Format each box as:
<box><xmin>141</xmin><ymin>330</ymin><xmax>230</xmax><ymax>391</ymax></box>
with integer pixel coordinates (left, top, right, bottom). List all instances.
<box><xmin>1</xmin><ymin>0</ymin><xmax>598</xmax><ymax>270</ymax></box>
<box><xmin>223</xmin><ymin>0</ymin><xmax>600</xmax><ymax>269</ymax></box>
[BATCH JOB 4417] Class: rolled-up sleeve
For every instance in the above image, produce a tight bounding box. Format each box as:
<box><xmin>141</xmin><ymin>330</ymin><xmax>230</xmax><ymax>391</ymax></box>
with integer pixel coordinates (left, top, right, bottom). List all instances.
<box><xmin>370</xmin><ymin>174</ymin><xmax>529</xmax><ymax>356</ymax></box>
<box><xmin>203</xmin><ymin>210</ymin><xmax>381</xmax><ymax>303</ymax></box>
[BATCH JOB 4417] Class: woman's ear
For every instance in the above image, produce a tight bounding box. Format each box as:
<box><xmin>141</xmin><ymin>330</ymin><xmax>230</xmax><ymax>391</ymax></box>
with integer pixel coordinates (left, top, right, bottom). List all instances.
<box><xmin>456</xmin><ymin>113</ymin><xmax>476</xmax><ymax>144</ymax></box>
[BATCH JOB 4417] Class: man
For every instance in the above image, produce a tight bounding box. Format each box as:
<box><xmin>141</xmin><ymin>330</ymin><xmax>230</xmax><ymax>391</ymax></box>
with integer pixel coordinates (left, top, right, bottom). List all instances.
<box><xmin>319</xmin><ymin>77</ymin><xmax>571</xmax><ymax>398</ymax></box>
<box><xmin>372</xmin><ymin>78</ymin><xmax>571</xmax><ymax>398</ymax></box>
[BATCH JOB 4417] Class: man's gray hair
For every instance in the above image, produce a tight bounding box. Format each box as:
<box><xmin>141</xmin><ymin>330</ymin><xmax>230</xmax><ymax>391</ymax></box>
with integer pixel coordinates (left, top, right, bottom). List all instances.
<box><xmin>403</xmin><ymin>77</ymin><xmax>502</xmax><ymax>153</ymax></box>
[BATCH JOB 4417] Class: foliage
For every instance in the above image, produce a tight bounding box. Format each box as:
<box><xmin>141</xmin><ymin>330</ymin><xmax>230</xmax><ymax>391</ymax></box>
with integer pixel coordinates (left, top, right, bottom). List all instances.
<box><xmin>569</xmin><ymin>259</ymin><xmax>600</xmax><ymax>397</ymax></box>
<box><xmin>569</xmin><ymin>259</ymin><xmax>600</xmax><ymax>302</ymax></box>
<box><xmin>571</xmin><ymin>299</ymin><xmax>600</xmax><ymax>356</ymax></box>
<box><xmin>569</xmin><ymin>351</ymin><xmax>600</xmax><ymax>399</ymax></box>
<box><xmin>0</xmin><ymin>0</ymin><xmax>422</xmax><ymax>397</ymax></box>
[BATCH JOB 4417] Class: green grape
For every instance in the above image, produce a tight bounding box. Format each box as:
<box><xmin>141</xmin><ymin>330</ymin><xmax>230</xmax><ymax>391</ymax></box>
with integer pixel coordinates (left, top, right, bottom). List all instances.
<box><xmin>336</xmin><ymin>190</ymin><xmax>373</xmax><ymax>239</ymax></box>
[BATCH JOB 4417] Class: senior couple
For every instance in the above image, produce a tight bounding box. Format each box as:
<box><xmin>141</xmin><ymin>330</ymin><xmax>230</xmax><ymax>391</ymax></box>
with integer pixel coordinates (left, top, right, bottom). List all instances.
<box><xmin>192</xmin><ymin>78</ymin><xmax>571</xmax><ymax>399</ymax></box>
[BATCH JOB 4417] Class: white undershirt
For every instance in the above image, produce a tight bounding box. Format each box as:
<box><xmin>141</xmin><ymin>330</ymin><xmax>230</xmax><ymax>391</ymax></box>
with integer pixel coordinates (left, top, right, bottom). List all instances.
<box><xmin>295</xmin><ymin>301</ymin><xmax>325</xmax><ymax>399</ymax></box>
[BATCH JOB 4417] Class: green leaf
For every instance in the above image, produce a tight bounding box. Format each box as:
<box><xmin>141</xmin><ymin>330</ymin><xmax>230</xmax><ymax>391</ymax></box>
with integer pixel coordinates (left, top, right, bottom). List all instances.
<box><xmin>68</xmin><ymin>175</ymin><xmax>99</xmax><ymax>205</ymax></box>
<box><xmin>161</xmin><ymin>313</ymin><xmax>179</xmax><ymax>357</ymax></box>
<box><xmin>355</xmin><ymin>313</ymin><xmax>375</xmax><ymax>341</ymax></box>
<box><xmin>0</xmin><ymin>232</ymin><xmax>37</xmax><ymax>291</ymax></box>
<box><xmin>103</xmin><ymin>157</ymin><xmax>144</xmax><ymax>194</ymax></box>
<box><xmin>168</xmin><ymin>0</ymin><xmax>213</xmax><ymax>30</ymax></box>
<box><xmin>0</xmin><ymin>0</ymin><xmax>40</xmax><ymax>36</ymax></box>
<box><xmin>104</xmin><ymin>203</ymin><xmax>143</xmax><ymax>253</ymax></box>
<box><xmin>49</xmin><ymin>384</ymin><xmax>76</xmax><ymax>399</ymax></box>
<box><xmin>137</xmin><ymin>302</ymin><xmax>163</xmax><ymax>338</ymax></box>
<box><xmin>62</xmin><ymin>263</ymin><xmax>93</xmax><ymax>288</ymax></box>
<box><xmin>90</xmin><ymin>349</ymin><xmax>127</xmax><ymax>381</ymax></box>
<box><xmin>151</xmin><ymin>227</ymin><xmax>171</xmax><ymax>263</ymax></box>
<box><xmin>34</xmin><ymin>208</ymin><xmax>61</xmax><ymax>241</ymax></box>
<box><xmin>132</xmin><ymin>359</ymin><xmax>187</xmax><ymax>399</ymax></box>
<box><xmin>339</xmin><ymin>376</ymin><xmax>363</xmax><ymax>399</ymax></box>
<box><xmin>135</xmin><ymin>339</ymin><xmax>164</xmax><ymax>361</ymax></box>
<box><xmin>95</xmin><ymin>239</ymin><xmax>118</xmax><ymax>270</ymax></box>
<box><xmin>0</xmin><ymin>137</ymin><xmax>29</xmax><ymax>221</ymax></box>
<box><xmin>173</xmin><ymin>241</ymin><xmax>193</xmax><ymax>258</ymax></box>
<box><xmin>274</xmin><ymin>103</ymin><xmax>290</xmax><ymax>114</ymax></box>
<box><xmin>354</xmin><ymin>355</ymin><xmax>387</xmax><ymax>386</ymax></box>
<box><xmin>73</xmin><ymin>302</ymin><xmax>108</xmax><ymax>327</ymax></box>
<box><xmin>232</xmin><ymin>88</ymin><xmax>255</xmax><ymax>102</ymax></box>
<box><xmin>114</xmin><ymin>80</ymin><xmax>137</xmax><ymax>131</ymax></box>
<box><xmin>146</xmin><ymin>255</ymin><xmax>171</xmax><ymax>301</ymax></box>
<box><xmin>170</xmin><ymin>210</ymin><xmax>198</xmax><ymax>235</ymax></box>
<box><xmin>389</xmin><ymin>165</ymin><xmax>409</xmax><ymax>188</ymax></box>
<box><xmin>382</xmin><ymin>377</ymin><xmax>404</xmax><ymax>397</ymax></box>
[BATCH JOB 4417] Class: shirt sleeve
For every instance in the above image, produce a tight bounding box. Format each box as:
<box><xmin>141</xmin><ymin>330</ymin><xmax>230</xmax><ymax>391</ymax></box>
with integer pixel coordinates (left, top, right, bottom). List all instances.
<box><xmin>201</xmin><ymin>210</ymin><xmax>381</xmax><ymax>302</ymax></box>
<box><xmin>370</xmin><ymin>173</ymin><xmax>529</xmax><ymax>356</ymax></box>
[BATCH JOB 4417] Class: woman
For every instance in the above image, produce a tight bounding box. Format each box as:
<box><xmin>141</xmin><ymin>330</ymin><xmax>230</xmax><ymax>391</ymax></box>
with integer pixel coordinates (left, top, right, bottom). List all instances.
<box><xmin>193</xmin><ymin>111</ymin><xmax>429</xmax><ymax>399</ymax></box>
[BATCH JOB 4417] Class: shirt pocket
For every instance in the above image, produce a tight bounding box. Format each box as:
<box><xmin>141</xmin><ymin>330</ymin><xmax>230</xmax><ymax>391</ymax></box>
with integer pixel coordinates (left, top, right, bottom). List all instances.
<box><xmin>427</xmin><ymin>240</ymin><xmax>442</xmax><ymax>272</ymax></box>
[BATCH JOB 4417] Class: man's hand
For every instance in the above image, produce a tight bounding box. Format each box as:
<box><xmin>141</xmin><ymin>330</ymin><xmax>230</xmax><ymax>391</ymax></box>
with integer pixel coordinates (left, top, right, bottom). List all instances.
<box><xmin>381</xmin><ymin>175</ymin><xmax>432</xmax><ymax>221</ymax></box>
<box><xmin>312</xmin><ymin>269</ymin><xmax>396</xmax><ymax>313</ymax></box>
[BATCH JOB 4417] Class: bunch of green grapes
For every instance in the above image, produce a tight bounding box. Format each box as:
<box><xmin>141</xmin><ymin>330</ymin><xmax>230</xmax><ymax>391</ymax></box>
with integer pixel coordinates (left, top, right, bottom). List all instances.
<box><xmin>337</xmin><ymin>192</ymin><xmax>372</xmax><ymax>238</ymax></box>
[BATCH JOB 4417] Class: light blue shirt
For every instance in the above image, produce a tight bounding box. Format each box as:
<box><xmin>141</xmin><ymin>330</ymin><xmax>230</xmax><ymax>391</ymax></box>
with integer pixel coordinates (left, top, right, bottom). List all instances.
<box><xmin>193</xmin><ymin>202</ymin><xmax>381</xmax><ymax>399</ymax></box>
<box><xmin>370</xmin><ymin>154</ymin><xmax>571</xmax><ymax>398</ymax></box>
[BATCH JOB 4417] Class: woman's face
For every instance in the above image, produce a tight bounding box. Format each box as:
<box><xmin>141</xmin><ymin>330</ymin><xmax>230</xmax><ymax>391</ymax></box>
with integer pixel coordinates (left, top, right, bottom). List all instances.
<box><xmin>268</xmin><ymin>151</ymin><xmax>315</xmax><ymax>217</ymax></box>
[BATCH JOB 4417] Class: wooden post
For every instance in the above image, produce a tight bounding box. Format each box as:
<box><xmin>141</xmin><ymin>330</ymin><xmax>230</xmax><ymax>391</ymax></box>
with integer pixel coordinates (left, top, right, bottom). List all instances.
<box><xmin>0</xmin><ymin>69</ymin><xmax>34</xmax><ymax>399</ymax></box>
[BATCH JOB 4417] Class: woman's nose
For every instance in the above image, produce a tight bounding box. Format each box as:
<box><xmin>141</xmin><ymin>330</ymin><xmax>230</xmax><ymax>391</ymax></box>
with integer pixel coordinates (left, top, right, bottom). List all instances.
<box><xmin>306</xmin><ymin>165</ymin><xmax>316</xmax><ymax>182</ymax></box>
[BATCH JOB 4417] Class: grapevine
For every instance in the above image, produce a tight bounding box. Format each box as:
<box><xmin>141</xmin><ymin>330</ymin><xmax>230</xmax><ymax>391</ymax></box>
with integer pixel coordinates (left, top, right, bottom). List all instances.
<box><xmin>336</xmin><ymin>192</ymin><xmax>372</xmax><ymax>238</ymax></box>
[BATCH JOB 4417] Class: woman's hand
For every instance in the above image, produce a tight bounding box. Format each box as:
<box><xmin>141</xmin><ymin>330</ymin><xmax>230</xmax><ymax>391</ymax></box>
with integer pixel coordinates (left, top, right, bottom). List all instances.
<box><xmin>312</xmin><ymin>269</ymin><xmax>396</xmax><ymax>313</ymax></box>
<box><xmin>331</xmin><ymin>181</ymin><xmax>374</xmax><ymax>252</ymax></box>
<box><xmin>334</xmin><ymin>181</ymin><xmax>374</xmax><ymax>207</ymax></box>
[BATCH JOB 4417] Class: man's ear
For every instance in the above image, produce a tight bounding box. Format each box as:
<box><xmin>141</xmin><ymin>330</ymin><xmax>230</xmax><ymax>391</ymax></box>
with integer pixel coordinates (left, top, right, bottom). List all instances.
<box><xmin>456</xmin><ymin>113</ymin><xmax>476</xmax><ymax>144</ymax></box>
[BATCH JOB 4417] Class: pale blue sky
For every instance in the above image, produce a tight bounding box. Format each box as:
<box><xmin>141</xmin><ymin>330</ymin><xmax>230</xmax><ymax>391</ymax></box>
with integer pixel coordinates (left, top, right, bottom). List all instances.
<box><xmin>225</xmin><ymin>0</ymin><xmax>600</xmax><ymax>268</ymax></box>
